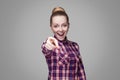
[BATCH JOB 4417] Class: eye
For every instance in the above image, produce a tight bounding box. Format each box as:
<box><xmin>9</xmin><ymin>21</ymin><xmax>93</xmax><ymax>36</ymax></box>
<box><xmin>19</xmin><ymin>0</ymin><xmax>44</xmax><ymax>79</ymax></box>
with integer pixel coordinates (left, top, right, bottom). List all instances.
<box><xmin>53</xmin><ymin>25</ymin><xmax>59</xmax><ymax>28</ymax></box>
<box><xmin>62</xmin><ymin>24</ymin><xmax>68</xmax><ymax>27</ymax></box>
<box><xmin>64</xmin><ymin>24</ymin><xmax>67</xmax><ymax>27</ymax></box>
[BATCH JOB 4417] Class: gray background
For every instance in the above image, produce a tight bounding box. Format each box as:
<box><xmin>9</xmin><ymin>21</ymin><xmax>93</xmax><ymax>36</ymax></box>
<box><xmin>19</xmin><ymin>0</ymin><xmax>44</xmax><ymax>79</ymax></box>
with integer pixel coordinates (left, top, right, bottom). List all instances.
<box><xmin>0</xmin><ymin>0</ymin><xmax>120</xmax><ymax>80</ymax></box>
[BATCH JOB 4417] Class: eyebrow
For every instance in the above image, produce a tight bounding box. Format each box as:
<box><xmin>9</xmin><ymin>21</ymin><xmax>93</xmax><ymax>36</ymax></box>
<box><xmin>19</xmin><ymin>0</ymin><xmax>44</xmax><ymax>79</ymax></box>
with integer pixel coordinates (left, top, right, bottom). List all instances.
<box><xmin>52</xmin><ymin>22</ymin><xmax>68</xmax><ymax>25</ymax></box>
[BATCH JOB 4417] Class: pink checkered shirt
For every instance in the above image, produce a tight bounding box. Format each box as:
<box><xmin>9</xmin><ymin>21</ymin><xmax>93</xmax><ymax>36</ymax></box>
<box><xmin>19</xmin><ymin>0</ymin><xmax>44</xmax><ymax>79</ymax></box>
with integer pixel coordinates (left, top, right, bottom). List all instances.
<box><xmin>41</xmin><ymin>36</ymin><xmax>86</xmax><ymax>80</ymax></box>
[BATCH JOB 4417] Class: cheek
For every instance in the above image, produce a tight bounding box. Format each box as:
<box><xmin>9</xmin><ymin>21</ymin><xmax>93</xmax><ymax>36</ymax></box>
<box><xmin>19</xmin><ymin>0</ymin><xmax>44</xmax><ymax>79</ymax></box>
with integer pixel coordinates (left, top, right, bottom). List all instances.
<box><xmin>51</xmin><ymin>27</ymin><xmax>57</xmax><ymax>33</ymax></box>
<box><xmin>64</xmin><ymin>27</ymin><xmax>69</xmax><ymax>32</ymax></box>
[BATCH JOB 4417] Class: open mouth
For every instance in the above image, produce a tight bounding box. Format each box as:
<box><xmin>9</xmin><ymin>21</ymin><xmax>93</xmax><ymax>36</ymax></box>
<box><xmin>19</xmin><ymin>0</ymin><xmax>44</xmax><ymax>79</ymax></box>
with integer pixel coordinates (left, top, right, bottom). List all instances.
<box><xmin>57</xmin><ymin>32</ymin><xmax>65</xmax><ymax>36</ymax></box>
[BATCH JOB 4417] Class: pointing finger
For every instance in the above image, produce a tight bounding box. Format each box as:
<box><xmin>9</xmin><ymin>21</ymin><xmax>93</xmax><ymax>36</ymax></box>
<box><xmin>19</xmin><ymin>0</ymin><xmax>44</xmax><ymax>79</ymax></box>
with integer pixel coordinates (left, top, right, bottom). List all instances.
<box><xmin>48</xmin><ymin>37</ymin><xmax>59</xmax><ymax>48</ymax></box>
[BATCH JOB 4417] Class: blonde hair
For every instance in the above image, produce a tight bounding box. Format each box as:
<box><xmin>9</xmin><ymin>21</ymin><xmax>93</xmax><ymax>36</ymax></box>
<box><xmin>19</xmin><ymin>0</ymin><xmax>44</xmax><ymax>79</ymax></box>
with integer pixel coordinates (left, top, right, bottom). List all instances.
<box><xmin>50</xmin><ymin>7</ymin><xmax>69</xmax><ymax>26</ymax></box>
<box><xmin>52</xmin><ymin>7</ymin><xmax>65</xmax><ymax>14</ymax></box>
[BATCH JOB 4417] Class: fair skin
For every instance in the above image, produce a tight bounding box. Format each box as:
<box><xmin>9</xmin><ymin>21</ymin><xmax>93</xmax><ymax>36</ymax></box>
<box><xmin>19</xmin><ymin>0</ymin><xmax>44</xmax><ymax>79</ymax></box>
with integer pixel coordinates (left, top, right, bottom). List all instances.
<box><xmin>45</xmin><ymin>15</ymin><xmax>69</xmax><ymax>50</ymax></box>
<box><xmin>51</xmin><ymin>15</ymin><xmax>69</xmax><ymax>41</ymax></box>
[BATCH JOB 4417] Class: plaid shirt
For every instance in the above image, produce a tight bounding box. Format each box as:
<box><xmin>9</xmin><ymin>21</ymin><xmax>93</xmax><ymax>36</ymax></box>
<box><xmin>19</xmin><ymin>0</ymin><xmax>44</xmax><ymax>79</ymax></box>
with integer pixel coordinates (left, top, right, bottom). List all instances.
<box><xmin>41</xmin><ymin>36</ymin><xmax>86</xmax><ymax>80</ymax></box>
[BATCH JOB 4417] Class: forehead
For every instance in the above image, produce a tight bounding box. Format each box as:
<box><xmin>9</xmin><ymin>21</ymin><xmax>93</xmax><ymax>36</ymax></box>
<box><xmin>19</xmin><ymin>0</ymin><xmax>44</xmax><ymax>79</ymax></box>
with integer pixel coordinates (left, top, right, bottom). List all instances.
<box><xmin>52</xmin><ymin>15</ymin><xmax>67</xmax><ymax>24</ymax></box>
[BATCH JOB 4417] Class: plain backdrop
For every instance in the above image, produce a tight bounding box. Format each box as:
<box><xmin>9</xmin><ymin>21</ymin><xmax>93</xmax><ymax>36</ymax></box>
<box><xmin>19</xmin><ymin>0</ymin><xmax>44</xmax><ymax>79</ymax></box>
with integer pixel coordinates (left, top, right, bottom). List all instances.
<box><xmin>0</xmin><ymin>0</ymin><xmax>120</xmax><ymax>80</ymax></box>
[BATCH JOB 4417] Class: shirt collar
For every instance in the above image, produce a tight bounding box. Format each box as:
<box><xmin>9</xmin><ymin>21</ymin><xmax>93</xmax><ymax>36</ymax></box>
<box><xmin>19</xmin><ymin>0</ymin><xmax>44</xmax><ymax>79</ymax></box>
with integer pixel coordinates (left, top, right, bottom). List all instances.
<box><xmin>54</xmin><ymin>35</ymin><xmax>68</xmax><ymax>44</ymax></box>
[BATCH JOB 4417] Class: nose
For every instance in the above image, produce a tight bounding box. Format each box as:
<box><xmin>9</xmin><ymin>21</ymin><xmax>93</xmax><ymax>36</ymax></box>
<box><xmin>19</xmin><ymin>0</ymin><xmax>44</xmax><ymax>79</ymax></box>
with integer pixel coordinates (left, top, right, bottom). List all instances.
<box><xmin>58</xmin><ymin>26</ymin><xmax>63</xmax><ymax>31</ymax></box>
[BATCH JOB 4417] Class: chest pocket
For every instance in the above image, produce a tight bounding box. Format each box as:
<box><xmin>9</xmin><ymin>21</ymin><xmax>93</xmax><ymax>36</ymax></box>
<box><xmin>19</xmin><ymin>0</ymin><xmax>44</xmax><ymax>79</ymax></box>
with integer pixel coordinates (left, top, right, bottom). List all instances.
<box><xmin>69</xmin><ymin>53</ymin><xmax>77</xmax><ymax>65</ymax></box>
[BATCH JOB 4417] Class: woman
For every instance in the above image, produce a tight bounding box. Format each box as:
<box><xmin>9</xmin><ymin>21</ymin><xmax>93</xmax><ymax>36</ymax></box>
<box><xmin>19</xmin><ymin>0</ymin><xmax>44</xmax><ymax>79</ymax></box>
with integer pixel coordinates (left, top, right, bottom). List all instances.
<box><xmin>41</xmin><ymin>7</ymin><xmax>86</xmax><ymax>80</ymax></box>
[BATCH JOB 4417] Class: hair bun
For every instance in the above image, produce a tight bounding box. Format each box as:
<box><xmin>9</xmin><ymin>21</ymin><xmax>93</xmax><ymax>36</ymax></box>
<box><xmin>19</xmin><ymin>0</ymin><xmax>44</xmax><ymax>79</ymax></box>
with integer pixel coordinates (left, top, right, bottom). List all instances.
<box><xmin>52</xmin><ymin>7</ymin><xmax>65</xmax><ymax>14</ymax></box>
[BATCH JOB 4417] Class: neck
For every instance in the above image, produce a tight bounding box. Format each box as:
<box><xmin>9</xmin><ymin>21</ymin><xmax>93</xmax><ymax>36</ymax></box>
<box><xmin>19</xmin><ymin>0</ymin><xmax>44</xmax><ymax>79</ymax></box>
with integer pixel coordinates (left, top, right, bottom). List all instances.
<box><xmin>54</xmin><ymin>35</ymin><xmax>67</xmax><ymax>42</ymax></box>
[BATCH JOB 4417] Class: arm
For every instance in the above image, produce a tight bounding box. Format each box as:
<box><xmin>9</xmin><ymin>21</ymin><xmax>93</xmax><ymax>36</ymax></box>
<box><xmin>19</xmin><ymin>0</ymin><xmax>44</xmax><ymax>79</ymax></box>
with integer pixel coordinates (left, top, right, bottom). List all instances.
<box><xmin>41</xmin><ymin>40</ymin><xmax>69</xmax><ymax>65</ymax></box>
<box><xmin>75</xmin><ymin>43</ymin><xmax>86</xmax><ymax>80</ymax></box>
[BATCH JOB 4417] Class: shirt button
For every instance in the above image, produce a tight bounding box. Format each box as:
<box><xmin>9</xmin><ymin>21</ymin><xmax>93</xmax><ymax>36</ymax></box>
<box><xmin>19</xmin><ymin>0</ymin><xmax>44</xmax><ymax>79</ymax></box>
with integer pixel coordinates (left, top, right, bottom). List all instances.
<box><xmin>65</xmin><ymin>54</ymin><xmax>68</xmax><ymax>58</ymax></box>
<box><xmin>58</xmin><ymin>61</ymin><xmax>62</xmax><ymax>65</ymax></box>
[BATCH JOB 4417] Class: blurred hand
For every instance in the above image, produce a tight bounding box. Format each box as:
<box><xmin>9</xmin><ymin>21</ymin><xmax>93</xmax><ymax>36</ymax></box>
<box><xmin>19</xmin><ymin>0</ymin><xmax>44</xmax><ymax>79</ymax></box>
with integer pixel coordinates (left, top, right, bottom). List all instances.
<box><xmin>45</xmin><ymin>37</ymin><xmax>59</xmax><ymax>50</ymax></box>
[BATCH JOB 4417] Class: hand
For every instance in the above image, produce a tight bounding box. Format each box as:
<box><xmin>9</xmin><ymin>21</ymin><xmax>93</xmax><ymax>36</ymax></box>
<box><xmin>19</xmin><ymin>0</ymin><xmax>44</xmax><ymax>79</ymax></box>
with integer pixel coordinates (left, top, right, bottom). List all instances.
<box><xmin>45</xmin><ymin>37</ymin><xmax>59</xmax><ymax>50</ymax></box>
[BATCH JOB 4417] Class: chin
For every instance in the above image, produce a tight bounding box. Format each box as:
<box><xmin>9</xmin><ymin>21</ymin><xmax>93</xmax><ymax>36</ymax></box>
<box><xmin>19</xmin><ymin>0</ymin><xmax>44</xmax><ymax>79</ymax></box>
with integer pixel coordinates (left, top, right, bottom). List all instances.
<box><xmin>57</xmin><ymin>36</ymin><xmax>65</xmax><ymax>41</ymax></box>
<box><xmin>55</xmin><ymin>34</ymin><xmax>66</xmax><ymax>41</ymax></box>
<box><xmin>58</xmin><ymin>38</ymin><xmax>64</xmax><ymax>41</ymax></box>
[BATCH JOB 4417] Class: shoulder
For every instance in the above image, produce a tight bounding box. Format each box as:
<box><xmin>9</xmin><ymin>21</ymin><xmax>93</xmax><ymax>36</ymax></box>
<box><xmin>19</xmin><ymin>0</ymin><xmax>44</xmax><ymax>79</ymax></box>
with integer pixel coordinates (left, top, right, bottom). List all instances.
<box><xmin>68</xmin><ymin>40</ymin><xmax>79</xmax><ymax>45</ymax></box>
<box><xmin>68</xmin><ymin>40</ymin><xmax>80</xmax><ymax>50</ymax></box>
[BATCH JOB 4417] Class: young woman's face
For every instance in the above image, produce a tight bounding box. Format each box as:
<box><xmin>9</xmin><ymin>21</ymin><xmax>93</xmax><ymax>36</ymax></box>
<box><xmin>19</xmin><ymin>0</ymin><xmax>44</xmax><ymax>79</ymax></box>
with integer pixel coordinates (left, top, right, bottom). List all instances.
<box><xmin>51</xmin><ymin>15</ymin><xmax>69</xmax><ymax>41</ymax></box>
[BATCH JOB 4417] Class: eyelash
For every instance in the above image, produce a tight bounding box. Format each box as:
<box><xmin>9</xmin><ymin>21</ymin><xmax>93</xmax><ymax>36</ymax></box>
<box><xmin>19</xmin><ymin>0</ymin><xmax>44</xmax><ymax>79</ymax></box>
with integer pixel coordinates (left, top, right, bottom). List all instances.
<box><xmin>53</xmin><ymin>24</ymin><xmax>68</xmax><ymax>28</ymax></box>
<box><xmin>63</xmin><ymin>25</ymin><xmax>67</xmax><ymax>27</ymax></box>
<box><xmin>54</xmin><ymin>25</ymin><xmax>58</xmax><ymax>28</ymax></box>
